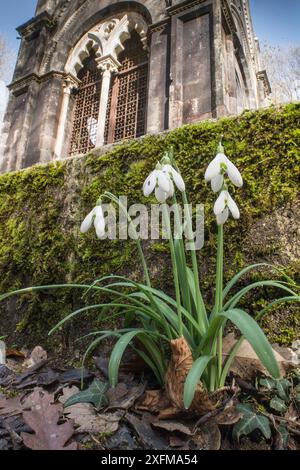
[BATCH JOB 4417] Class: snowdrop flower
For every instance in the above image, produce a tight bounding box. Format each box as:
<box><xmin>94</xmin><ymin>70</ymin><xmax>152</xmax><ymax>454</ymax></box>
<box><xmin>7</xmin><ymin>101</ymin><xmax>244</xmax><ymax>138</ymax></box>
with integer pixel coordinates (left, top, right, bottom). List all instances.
<box><xmin>143</xmin><ymin>163</ymin><xmax>170</xmax><ymax>197</ymax></box>
<box><xmin>80</xmin><ymin>205</ymin><xmax>106</xmax><ymax>239</ymax></box>
<box><xmin>205</xmin><ymin>144</ymin><xmax>243</xmax><ymax>191</ymax></box>
<box><xmin>214</xmin><ymin>190</ymin><xmax>240</xmax><ymax>225</ymax></box>
<box><xmin>162</xmin><ymin>164</ymin><xmax>186</xmax><ymax>193</ymax></box>
<box><xmin>143</xmin><ymin>161</ymin><xmax>185</xmax><ymax>203</ymax></box>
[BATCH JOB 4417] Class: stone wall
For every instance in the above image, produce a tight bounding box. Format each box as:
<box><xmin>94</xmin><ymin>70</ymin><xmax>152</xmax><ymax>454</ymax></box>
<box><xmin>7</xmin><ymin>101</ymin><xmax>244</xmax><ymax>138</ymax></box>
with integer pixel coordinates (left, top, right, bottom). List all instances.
<box><xmin>0</xmin><ymin>104</ymin><xmax>298</xmax><ymax>353</ymax></box>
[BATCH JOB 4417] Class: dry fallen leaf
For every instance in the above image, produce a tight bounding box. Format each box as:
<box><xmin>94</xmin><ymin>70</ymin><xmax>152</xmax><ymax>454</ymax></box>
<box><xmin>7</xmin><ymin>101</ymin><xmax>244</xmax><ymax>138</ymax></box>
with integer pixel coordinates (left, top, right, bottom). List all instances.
<box><xmin>107</xmin><ymin>384</ymin><xmax>145</xmax><ymax>411</ymax></box>
<box><xmin>136</xmin><ymin>390</ymin><xmax>171</xmax><ymax>414</ymax></box>
<box><xmin>124</xmin><ymin>412</ymin><xmax>167</xmax><ymax>450</ymax></box>
<box><xmin>0</xmin><ymin>396</ymin><xmax>24</xmax><ymax>418</ymax></box>
<box><xmin>60</xmin><ymin>386</ymin><xmax>120</xmax><ymax>435</ymax></box>
<box><xmin>152</xmin><ymin>420</ymin><xmax>194</xmax><ymax>436</ymax></box>
<box><xmin>215</xmin><ymin>406</ymin><xmax>243</xmax><ymax>426</ymax></box>
<box><xmin>165</xmin><ymin>337</ymin><xmax>215</xmax><ymax>416</ymax></box>
<box><xmin>6</xmin><ymin>349</ymin><xmax>26</xmax><ymax>359</ymax></box>
<box><xmin>192</xmin><ymin>420</ymin><xmax>221</xmax><ymax>450</ymax></box>
<box><xmin>21</xmin><ymin>388</ymin><xmax>77</xmax><ymax>450</ymax></box>
<box><xmin>22</xmin><ymin>346</ymin><xmax>48</xmax><ymax>369</ymax></box>
<box><xmin>223</xmin><ymin>333</ymin><xmax>293</xmax><ymax>380</ymax></box>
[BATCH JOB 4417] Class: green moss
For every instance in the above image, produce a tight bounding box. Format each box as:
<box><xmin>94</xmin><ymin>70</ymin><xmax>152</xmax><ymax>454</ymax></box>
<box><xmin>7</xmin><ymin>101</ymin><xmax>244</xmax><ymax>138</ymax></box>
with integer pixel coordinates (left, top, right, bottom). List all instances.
<box><xmin>0</xmin><ymin>104</ymin><xmax>299</xmax><ymax>349</ymax></box>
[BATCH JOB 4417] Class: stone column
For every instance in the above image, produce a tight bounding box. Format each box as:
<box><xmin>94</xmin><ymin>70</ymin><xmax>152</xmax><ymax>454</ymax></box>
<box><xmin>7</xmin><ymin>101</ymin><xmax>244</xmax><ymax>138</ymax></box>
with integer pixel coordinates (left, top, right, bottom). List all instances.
<box><xmin>95</xmin><ymin>56</ymin><xmax>119</xmax><ymax>148</ymax></box>
<box><xmin>54</xmin><ymin>77</ymin><xmax>78</xmax><ymax>160</ymax></box>
<box><xmin>226</xmin><ymin>35</ymin><xmax>238</xmax><ymax>114</ymax></box>
<box><xmin>213</xmin><ymin>0</ymin><xmax>226</xmax><ymax>117</ymax></box>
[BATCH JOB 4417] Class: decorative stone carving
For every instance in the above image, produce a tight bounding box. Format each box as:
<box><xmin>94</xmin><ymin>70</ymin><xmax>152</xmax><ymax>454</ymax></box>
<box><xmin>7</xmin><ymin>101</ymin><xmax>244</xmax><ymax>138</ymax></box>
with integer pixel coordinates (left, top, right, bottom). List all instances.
<box><xmin>54</xmin><ymin>75</ymin><xmax>80</xmax><ymax>159</ymax></box>
<box><xmin>65</xmin><ymin>13</ymin><xmax>149</xmax><ymax>77</ymax></box>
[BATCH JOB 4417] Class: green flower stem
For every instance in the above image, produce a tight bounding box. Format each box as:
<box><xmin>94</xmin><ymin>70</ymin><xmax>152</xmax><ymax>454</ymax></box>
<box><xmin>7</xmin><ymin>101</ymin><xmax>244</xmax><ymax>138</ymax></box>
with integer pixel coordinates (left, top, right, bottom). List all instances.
<box><xmin>103</xmin><ymin>192</ymin><xmax>151</xmax><ymax>288</ymax></box>
<box><xmin>181</xmin><ymin>190</ymin><xmax>208</xmax><ymax>335</ymax></box>
<box><xmin>172</xmin><ymin>194</ymin><xmax>192</xmax><ymax>333</ymax></box>
<box><xmin>215</xmin><ymin>224</ymin><xmax>224</xmax><ymax>386</ymax></box>
<box><xmin>103</xmin><ymin>192</ymin><xmax>174</xmax><ymax>340</ymax></box>
<box><xmin>162</xmin><ymin>204</ymin><xmax>183</xmax><ymax>338</ymax></box>
<box><xmin>169</xmin><ymin>158</ymin><xmax>208</xmax><ymax>334</ymax></box>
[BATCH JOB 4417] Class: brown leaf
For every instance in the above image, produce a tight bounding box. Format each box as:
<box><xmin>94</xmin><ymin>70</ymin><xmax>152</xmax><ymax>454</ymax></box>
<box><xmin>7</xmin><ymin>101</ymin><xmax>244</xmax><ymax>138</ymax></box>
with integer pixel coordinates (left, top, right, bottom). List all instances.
<box><xmin>165</xmin><ymin>337</ymin><xmax>215</xmax><ymax>416</ymax></box>
<box><xmin>285</xmin><ymin>404</ymin><xmax>299</xmax><ymax>423</ymax></box>
<box><xmin>60</xmin><ymin>386</ymin><xmax>120</xmax><ymax>435</ymax></box>
<box><xmin>136</xmin><ymin>389</ymin><xmax>171</xmax><ymax>414</ymax></box>
<box><xmin>22</xmin><ymin>346</ymin><xmax>47</xmax><ymax>369</ymax></box>
<box><xmin>169</xmin><ymin>436</ymin><xmax>189</xmax><ymax>448</ymax></box>
<box><xmin>13</xmin><ymin>360</ymin><xmax>48</xmax><ymax>386</ymax></box>
<box><xmin>107</xmin><ymin>384</ymin><xmax>146</xmax><ymax>411</ymax></box>
<box><xmin>107</xmin><ymin>383</ymin><xmax>128</xmax><ymax>405</ymax></box>
<box><xmin>124</xmin><ymin>412</ymin><xmax>167</xmax><ymax>450</ymax></box>
<box><xmin>21</xmin><ymin>389</ymin><xmax>77</xmax><ymax>450</ymax></box>
<box><xmin>215</xmin><ymin>406</ymin><xmax>243</xmax><ymax>426</ymax></box>
<box><xmin>6</xmin><ymin>349</ymin><xmax>26</xmax><ymax>359</ymax></box>
<box><xmin>192</xmin><ymin>420</ymin><xmax>221</xmax><ymax>450</ymax></box>
<box><xmin>0</xmin><ymin>396</ymin><xmax>24</xmax><ymax>418</ymax></box>
<box><xmin>223</xmin><ymin>333</ymin><xmax>294</xmax><ymax>380</ymax></box>
<box><xmin>152</xmin><ymin>420</ymin><xmax>194</xmax><ymax>436</ymax></box>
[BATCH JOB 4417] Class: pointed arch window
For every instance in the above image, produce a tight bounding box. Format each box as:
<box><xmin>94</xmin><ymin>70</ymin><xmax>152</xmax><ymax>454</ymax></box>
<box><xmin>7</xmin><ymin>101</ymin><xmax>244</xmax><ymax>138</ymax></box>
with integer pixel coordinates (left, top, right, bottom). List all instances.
<box><xmin>70</xmin><ymin>51</ymin><xmax>102</xmax><ymax>156</ymax></box>
<box><xmin>104</xmin><ymin>30</ymin><xmax>149</xmax><ymax>144</ymax></box>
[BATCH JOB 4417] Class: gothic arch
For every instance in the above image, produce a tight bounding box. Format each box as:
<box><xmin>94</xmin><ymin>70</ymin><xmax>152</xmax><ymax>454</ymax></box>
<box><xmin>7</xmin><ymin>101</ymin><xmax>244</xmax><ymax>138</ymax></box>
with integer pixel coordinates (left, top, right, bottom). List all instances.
<box><xmin>230</xmin><ymin>3</ymin><xmax>250</xmax><ymax>59</ymax></box>
<box><xmin>64</xmin><ymin>12</ymin><xmax>148</xmax><ymax>77</ymax></box>
<box><xmin>40</xmin><ymin>1</ymin><xmax>153</xmax><ymax>75</ymax></box>
<box><xmin>233</xmin><ymin>31</ymin><xmax>251</xmax><ymax>89</ymax></box>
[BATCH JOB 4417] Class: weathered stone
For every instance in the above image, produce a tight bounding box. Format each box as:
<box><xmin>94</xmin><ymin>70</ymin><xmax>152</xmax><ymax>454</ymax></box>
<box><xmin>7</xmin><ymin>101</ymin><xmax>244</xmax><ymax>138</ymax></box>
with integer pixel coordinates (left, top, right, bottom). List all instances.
<box><xmin>1</xmin><ymin>0</ymin><xmax>268</xmax><ymax>173</ymax></box>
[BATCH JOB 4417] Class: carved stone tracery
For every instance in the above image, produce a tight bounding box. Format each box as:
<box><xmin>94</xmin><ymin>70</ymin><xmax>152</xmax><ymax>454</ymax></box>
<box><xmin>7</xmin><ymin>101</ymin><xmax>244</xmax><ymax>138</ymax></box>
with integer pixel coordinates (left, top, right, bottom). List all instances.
<box><xmin>63</xmin><ymin>13</ymin><xmax>148</xmax><ymax>77</ymax></box>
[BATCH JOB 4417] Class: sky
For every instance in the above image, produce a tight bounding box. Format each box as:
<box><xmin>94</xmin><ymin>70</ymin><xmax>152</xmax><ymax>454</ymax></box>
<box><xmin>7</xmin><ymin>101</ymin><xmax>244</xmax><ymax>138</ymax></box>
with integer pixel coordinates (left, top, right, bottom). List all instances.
<box><xmin>0</xmin><ymin>0</ymin><xmax>299</xmax><ymax>52</ymax></box>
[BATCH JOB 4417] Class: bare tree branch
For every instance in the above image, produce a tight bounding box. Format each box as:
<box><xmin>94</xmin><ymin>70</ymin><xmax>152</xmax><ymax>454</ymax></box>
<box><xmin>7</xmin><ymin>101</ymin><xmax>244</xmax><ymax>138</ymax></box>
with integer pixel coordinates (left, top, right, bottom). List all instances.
<box><xmin>261</xmin><ymin>43</ymin><xmax>300</xmax><ymax>104</ymax></box>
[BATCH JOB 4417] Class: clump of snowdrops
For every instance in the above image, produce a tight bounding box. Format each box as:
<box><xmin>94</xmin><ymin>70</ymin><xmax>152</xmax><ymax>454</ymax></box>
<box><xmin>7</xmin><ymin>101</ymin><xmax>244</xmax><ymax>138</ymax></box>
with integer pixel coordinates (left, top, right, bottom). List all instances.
<box><xmin>1</xmin><ymin>144</ymin><xmax>299</xmax><ymax>408</ymax></box>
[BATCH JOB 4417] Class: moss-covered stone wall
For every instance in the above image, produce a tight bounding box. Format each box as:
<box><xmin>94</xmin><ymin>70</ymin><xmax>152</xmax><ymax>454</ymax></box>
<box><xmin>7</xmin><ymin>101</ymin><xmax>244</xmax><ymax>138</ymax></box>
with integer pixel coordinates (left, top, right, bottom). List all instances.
<box><xmin>0</xmin><ymin>103</ymin><xmax>299</xmax><ymax>352</ymax></box>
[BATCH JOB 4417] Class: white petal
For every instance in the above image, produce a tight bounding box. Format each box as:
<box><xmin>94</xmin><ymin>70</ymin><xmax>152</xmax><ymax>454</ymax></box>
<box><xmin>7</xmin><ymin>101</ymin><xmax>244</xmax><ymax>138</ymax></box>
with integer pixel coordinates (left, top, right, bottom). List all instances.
<box><xmin>225</xmin><ymin>157</ymin><xmax>243</xmax><ymax>188</ymax></box>
<box><xmin>216</xmin><ymin>207</ymin><xmax>229</xmax><ymax>225</ymax></box>
<box><xmin>157</xmin><ymin>171</ymin><xmax>171</xmax><ymax>192</ymax></box>
<box><xmin>214</xmin><ymin>190</ymin><xmax>228</xmax><ymax>215</ymax></box>
<box><xmin>172</xmin><ymin>169</ymin><xmax>185</xmax><ymax>192</ymax></box>
<box><xmin>227</xmin><ymin>194</ymin><xmax>240</xmax><ymax>219</ymax></box>
<box><xmin>163</xmin><ymin>164</ymin><xmax>173</xmax><ymax>176</ymax></box>
<box><xmin>205</xmin><ymin>155</ymin><xmax>221</xmax><ymax>182</ymax></box>
<box><xmin>211</xmin><ymin>174</ymin><xmax>224</xmax><ymax>193</ymax></box>
<box><xmin>155</xmin><ymin>187</ymin><xmax>168</xmax><ymax>203</ymax></box>
<box><xmin>94</xmin><ymin>205</ymin><xmax>104</xmax><ymax>219</ymax></box>
<box><xmin>94</xmin><ymin>217</ymin><xmax>106</xmax><ymax>239</ymax></box>
<box><xmin>143</xmin><ymin>171</ymin><xmax>157</xmax><ymax>197</ymax></box>
<box><xmin>167</xmin><ymin>180</ymin><xmax>175</xmax><ymax>198</ymax></box>
<box><xmin>80</xmin><ymin>208</ymin><xmax>96</xmax><ymax>233</ymax></box>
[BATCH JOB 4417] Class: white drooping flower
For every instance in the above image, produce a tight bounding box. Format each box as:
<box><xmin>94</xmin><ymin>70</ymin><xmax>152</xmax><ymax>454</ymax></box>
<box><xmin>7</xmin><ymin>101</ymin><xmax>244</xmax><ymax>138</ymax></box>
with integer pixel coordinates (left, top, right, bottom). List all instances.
<box><xmin>214</xmin><ymin>190</ymin><xmax>240</xmax><ymax>225</ymax></box>
<box><xmin>80</xmin><ymin>205</ymin><xmax>106</xmax><ymax>239</ymax></box>
<box><xmin>162</xmin><ymin>164</ymin><xmax>186</xmax><ymax>192</ymax></box>
<box><xmin>143</xmin><ymin>162</ymin><xmax>185</xmax><ymax>203</ymax></box>
<box><xmin>205</xmin><ymin>146</ymin><xmax>243</xmax><ymax>191</ymax></box>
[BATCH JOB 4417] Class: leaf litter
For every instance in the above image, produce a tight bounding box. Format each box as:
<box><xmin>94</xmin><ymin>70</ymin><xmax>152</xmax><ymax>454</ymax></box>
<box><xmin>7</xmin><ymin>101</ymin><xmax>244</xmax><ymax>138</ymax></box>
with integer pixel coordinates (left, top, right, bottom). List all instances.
<box><xmin>0</xmin><ymin>342</ymin><xmax>299</xmax><ymax>451</ymax></box>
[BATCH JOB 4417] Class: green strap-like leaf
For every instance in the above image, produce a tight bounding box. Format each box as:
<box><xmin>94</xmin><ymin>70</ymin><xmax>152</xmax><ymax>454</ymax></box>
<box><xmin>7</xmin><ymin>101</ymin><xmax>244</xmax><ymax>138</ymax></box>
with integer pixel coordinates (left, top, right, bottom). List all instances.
<box><xmin>224</xmin><ymin>280</ymin><xmax>297</xmax><ymax>311</ymax></box>
<box><xmin>221</xmin><ymin>309</ymin><xmax>280</xmax><ymax>379</ymax></box>
<box><xmin>183</xmin><ymin>356</ymin><xmax>213</xmax><ymax>409</ymax></box>
<box><xmin>222</xmin><ymin>263</ymin><xmax>296</xmax><ymax>300</ymax></box>
<box><xmin>108</xmin><ymin>330</ymin><xmax>144</xmax><ymax>387</ymax></box>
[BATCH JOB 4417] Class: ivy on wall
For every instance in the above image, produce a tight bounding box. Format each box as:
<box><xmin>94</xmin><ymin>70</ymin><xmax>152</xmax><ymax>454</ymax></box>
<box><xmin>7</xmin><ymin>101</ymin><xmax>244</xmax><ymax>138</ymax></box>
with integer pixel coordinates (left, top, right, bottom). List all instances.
<box><xmin>0</xmin><ymin>103</ymin><xmax>299</xmax><ymax>350</ymax></box>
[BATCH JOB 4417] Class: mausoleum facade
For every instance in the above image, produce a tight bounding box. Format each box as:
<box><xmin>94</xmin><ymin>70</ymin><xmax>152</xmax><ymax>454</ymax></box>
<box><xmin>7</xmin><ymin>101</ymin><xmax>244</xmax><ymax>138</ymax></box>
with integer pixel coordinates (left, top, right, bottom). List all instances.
<box><xmin>0</xmin><ymin>0</ymin><xmax>270</xmax><ymax>173</ymax></box>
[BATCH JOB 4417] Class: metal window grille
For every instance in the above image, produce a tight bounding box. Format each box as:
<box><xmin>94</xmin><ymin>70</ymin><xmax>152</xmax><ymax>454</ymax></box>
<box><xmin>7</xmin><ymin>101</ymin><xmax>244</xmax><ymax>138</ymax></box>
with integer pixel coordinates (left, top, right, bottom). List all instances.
<box><xmin>105</xmin><ymin>31</ymin><xmax>148</xmax><ymax>144</ymax></box>
<box><xmin>70</xmin><ymin>52</ymin><xmax>102</xmax><ymax>155</ymax></box>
